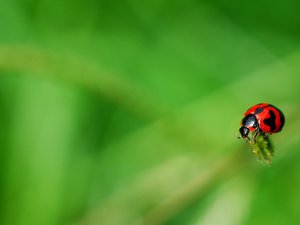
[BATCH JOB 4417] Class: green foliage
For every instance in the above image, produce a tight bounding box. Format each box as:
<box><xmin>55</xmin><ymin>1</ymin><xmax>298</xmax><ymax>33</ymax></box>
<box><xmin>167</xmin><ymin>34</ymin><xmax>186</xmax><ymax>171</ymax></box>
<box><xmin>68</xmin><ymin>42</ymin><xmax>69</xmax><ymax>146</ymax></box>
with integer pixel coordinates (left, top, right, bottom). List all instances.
<box><xmin>245</xmin><ymin>133</ymin><xmax>274</xmax><ymax>164</ymax></box>
<box><xmin>0</xmin><ymin>1</ymin><xmax>300</xmax><ymax>225</ymax></box>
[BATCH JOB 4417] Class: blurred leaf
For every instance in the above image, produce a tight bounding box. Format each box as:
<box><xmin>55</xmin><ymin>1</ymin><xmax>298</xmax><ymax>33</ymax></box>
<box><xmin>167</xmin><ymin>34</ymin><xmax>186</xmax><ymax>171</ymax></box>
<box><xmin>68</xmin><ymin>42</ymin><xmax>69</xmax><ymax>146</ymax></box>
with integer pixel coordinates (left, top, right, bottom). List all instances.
<box><xmin>1</xmin><ymin>1</ymin><xmax>300</xmax><ymax>225</ymax></box>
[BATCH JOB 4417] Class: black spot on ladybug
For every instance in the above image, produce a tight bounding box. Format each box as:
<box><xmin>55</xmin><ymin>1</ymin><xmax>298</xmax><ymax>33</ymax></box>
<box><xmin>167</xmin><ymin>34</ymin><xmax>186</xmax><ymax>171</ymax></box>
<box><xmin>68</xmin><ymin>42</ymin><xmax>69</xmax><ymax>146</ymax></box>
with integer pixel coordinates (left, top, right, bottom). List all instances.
<box><xmin>254</xmin><ymin>107</ymin><xmax>264</xmax><ymax>114</ymax></box>
<box><xmin>263</xmin><ymin>110</ymin><xmax>276</xmax><ymax>131</ymax></box>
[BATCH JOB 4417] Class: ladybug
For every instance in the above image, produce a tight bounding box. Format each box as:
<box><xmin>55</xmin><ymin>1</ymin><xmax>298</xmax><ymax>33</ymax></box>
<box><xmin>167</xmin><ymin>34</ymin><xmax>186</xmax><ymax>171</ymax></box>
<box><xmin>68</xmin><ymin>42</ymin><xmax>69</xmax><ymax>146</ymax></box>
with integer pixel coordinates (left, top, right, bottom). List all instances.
<box><xmin>239</xmin><ymin>103</ymin><xmax>285</xmax><ymax>141</ymax></box>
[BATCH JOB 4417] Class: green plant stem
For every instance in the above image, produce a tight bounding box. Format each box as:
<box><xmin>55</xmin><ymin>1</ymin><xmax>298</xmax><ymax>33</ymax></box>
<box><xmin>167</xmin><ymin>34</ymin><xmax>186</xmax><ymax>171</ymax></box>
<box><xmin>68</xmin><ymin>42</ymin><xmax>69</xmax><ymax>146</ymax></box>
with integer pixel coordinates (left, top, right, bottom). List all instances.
<box><xmin>132</xmin><ymin>152</ymin><xmax>247</xmax><ymax>225</ymax></box>
<box><xmin>0</xmin><ymin>45</ymin><xmax>168</xmax><ymax>120</ymax></box>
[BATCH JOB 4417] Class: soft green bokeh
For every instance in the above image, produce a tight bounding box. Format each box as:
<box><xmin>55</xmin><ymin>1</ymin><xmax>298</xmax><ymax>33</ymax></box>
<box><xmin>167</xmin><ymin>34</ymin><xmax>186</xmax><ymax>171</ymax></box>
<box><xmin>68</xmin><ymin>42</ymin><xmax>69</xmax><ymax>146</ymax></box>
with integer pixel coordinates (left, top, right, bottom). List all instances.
<box><xmin>1</xmin><ymin>1</ymin><xmax>300</xmax><ymax>225</ymax></box>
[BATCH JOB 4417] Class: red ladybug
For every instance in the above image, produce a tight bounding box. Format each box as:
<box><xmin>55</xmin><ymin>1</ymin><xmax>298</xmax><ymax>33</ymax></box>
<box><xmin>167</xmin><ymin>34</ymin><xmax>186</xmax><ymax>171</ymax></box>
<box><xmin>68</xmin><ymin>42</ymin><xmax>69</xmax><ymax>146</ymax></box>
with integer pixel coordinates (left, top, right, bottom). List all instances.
<box><xmin>239</xmin><ymin>103</ymin><xmax>285</xmax><ymax>141</ymax></box>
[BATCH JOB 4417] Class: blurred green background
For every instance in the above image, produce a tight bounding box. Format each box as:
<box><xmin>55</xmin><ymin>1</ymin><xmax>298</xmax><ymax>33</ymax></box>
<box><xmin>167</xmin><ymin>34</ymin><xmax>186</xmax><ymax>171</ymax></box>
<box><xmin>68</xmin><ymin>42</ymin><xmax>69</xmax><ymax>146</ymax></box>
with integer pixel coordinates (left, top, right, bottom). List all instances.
<box><xmin>1</xmin><ymin>1</ymin><xmax>300</xmax><ymax>225</ymax></box>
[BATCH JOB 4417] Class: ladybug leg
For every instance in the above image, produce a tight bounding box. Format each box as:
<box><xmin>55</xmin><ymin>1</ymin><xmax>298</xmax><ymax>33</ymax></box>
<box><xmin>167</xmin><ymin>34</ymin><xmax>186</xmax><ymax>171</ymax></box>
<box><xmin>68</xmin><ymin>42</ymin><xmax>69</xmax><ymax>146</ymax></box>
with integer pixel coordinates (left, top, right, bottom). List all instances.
<box><xmin>253</xmin><ymin>128</ymin><xmax>260</xmax><ymax>143</ymax></box>
<box><xmin>240</xmin><ymin>136</ymin><xmax>251</xmax><ymax>143</ymax></box>
<box><xmin>261</xmin><ymin>131</ymin><xmax>269</xmax><ymax>140</ymax></box>
<box><xmin>253</xmin><ymin>129</ymin><xmax>269</xmax><ymax>142</ymax></box>
<box><xmin>245</xmin><ymin>136</ymin><xmax>251</xmax><ymax>143</ymax></box>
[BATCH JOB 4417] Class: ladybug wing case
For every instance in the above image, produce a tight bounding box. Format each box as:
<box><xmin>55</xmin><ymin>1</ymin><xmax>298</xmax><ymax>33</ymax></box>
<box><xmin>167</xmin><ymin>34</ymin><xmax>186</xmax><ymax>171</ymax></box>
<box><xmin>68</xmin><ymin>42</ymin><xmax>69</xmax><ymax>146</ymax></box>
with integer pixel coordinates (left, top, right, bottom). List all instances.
<box><xmin>255</xmin><ymin>105</ymin><xmax>285</xmax><ymax>134</ymax></box>
<box><xmin>244</xmin><ymin>103</ymin><xmax>269</xmax><ymax>116</ymax></box>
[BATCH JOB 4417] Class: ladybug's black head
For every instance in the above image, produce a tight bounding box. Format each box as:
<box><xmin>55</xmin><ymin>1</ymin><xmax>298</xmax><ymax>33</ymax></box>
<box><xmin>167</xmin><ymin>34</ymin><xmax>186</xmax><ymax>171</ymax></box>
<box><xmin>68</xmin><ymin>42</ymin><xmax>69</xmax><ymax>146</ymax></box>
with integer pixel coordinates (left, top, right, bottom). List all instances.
<box><xmin>239</xmin><ymin>114</ymin><xmax>258</xmax><ymax>139</ymax></box>
<box><xmin>239</xmin><ymin>126</ymin><xmax>249</xmax><ymax>138</ymax></box>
